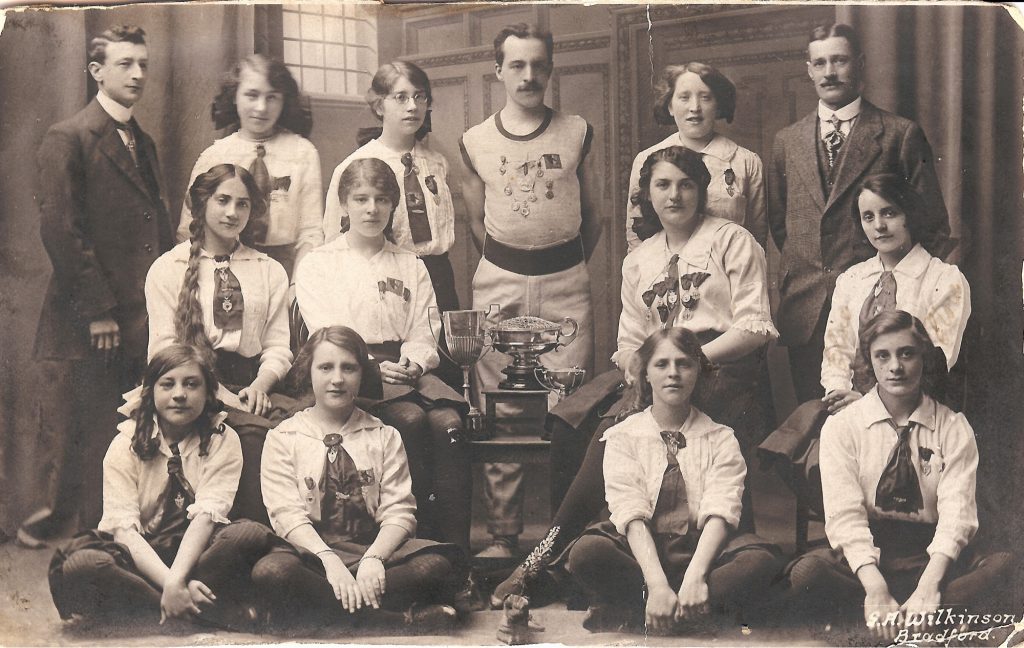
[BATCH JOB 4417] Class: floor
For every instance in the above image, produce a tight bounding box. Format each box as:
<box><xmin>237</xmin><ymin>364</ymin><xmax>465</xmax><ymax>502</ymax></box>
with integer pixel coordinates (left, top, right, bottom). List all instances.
<box><xmin>0</xmin><ymin>464</ymin><xmax>854</xmax><ymax>646</ymax></box>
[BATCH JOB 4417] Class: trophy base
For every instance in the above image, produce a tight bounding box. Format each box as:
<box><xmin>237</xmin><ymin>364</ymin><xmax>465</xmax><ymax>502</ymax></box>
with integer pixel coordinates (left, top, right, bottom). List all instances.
<box><xmin>498</xmin><ymin>365</ymin><xmax>545</xmax><ymax>391</ymax></box>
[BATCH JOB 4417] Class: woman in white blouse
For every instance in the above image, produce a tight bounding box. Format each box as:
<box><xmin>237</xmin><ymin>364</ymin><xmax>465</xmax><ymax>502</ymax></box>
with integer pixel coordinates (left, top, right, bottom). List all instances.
<box><xmin>179</xmin><ymin>55</ymin><xmax>323</xmax><ymax>279</ymax></box>
<box><xmin>787</xmin><ymin>311</ymin><xmax>1013</xmax><ymax>641</ymax></box>
<box><xmin>565</xmin><ymin>328</ymin><xmax>778</xmax><ymax>633</ymax></box>
<box><xmin>146</xmin><ymin>163</ymin><xmax>293</xmax><ymax>524</ymax></box>
<box><xmin>821</xmin><ymin>173</ymin><xmax>970</xmax><ymax>414</ymax></box>
<box><xmin>323</xmin><ymin>62</ymin><xmax>460</xmax><ymax>319</ymax></box>
<box><xmin>626</xmin><ymin>62</ymin><xmax>767</xmax><ymax>253</ymax></box>
<box><xmin>49</xmin><ymin>344</ymin><xmax>277</xmax><ymax>628</ymax></box>
<box><xmin>493</xmin><ymin>146</ymin><xmax>777</xmax><ymax>607</ymax></box>
<box><xmin>252</xmin><ymin>326</ymin><xmax>465</xmax><ymax>631</ymax></box>
<box><xmin>296</xmin><ymin>158</ymin><xmax>471</xmax><ymax>553</ymax></box>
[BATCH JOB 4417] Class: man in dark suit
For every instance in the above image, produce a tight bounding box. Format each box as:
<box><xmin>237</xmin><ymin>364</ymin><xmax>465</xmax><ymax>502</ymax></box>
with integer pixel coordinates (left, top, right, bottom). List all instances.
<box><xmin>767</xmin><ymin>23</ymin><xmax>950</xmax><ymax>405</ymax></box>
<box><xmin>20</xmin><ymin>25</ymin><xmax>173</xmax><ymax>544</ymax></box>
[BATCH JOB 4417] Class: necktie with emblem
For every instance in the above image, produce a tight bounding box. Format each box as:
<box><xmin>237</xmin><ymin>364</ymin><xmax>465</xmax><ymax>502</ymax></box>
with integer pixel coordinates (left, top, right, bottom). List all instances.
<box><xmin>319</xmin><ymin>433</ymin><xmax>377</xmax><ymax>545</ymax></box>
<box><xmin>114</xmin><ymin>121</ymin><xmax>139</xmax><ymax>167</ymax></box>
<box><xmin>247</xmin><ymin>143</ymin><xmax>272</xmax><ymax>245</ymax></box>
<box><xmin>652</xmin><ymin>430</ymin><xmax>689</xmax><ymax>535</ymax></box>
<box><xmin>144</xmin><ymin>442</ymin><xmax>196</xmax><ymax>555</ymax></box>
<box><xmin>400</xmin><ymin>152</ymin><xmax>433</xmax><ymax>244</ymax></box>
<box><xmin>875</xmin><ymin>423</ymin><xmax>924</xmax><ymax>514</ymax></box>
<box><xmin>859</xmin><ymin>270</ymin><xmax>897</xmax><ymax>331</ymax></box>
<box><xmin>823</xmin><ymin>114</ymin><xmax>846</xmax><ymax>175</ymax></box>
<box><xmin>212</xmin><ymin>254</ymin><xmax>245</xmax><ymax>331</ymax></box>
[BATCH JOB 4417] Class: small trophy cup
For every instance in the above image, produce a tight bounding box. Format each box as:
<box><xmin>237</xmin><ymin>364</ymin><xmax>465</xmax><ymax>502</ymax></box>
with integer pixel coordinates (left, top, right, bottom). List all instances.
<box><xmin>534</xmin><ymin>366</ymin><xmax>586</xmax><ymax>440</ymax></box>
<box><xmin>534</xmin><ymin>366</ymin><xmax>586</xmax><ymax>403</ymax></box>
<box><xmin>429</xmin><ymin>306</ymin><xmax>499</xmax><ymax>437</ymax></box>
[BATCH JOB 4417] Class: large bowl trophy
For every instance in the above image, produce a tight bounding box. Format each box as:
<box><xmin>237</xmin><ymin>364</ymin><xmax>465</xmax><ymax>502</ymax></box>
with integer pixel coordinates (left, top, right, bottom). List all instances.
<box><xmin>429</xmin><ymin>306</ymin><xmax>498</xmax><ymax>439</ymax></box>
<box><xmin>488</xmin><ymin>316</ymin><xmax>579</xmax><ymax>391</ymax></box>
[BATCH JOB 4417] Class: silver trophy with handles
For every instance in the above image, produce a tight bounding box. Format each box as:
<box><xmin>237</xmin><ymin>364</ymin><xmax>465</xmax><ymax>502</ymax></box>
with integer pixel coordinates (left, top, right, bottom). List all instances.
<box><xmin>429</xmin><ymin>305</ymin><xmax>499</xmax><ymax>436</ymax></box>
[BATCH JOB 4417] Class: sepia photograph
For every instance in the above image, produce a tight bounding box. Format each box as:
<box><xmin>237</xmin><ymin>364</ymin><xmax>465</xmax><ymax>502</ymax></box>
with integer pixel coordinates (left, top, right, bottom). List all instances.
<box><xmin>0</xmin><ymin>1</ymin><xmax>1022</xmax><ymax>645</ymax></box>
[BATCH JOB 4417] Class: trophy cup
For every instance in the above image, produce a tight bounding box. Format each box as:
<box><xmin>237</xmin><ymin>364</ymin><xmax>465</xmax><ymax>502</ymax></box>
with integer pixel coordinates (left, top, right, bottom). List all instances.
<box><xmin>534</xmin><ymin>366</ymin><xmax>586</xmax><ymax>403</ymax></box>
<box><xmin>429</xmin><ymin>306</ymin><xmax>498</xmax><ymax>437</ymax></box>
<box><xmin>489</xmin><ymin>316</ymin><xmax>578</xmax><ymax>391</ymax></box>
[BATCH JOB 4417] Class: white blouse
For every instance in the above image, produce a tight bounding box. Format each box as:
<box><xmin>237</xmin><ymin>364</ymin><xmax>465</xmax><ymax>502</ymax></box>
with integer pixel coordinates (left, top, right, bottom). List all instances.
<box><xmin>821</xmin><ymin>244</ymin><xmax>971</xmax><ymax>393</ymax></box>
<box><xmin>820</xmin><ymin>388</ymin><xmax>979</xmax><ymax>573</ymax></box>
<box><xmin>294</xmin><ymin>233</ymin><xmax>440</xmax><ymax>372</ymax></box>
<box><xmin>602</xmin><ymin>407</ymin><xmax>746</xmax><ymax>535</ymax></box>
<box><xmin>260</xmin><ymin>407</ymin><xmax>417</xmax><ymax>540</ymax></box>
<box><xmin>322</xmin><ymin>139</ymin><xmax>456</xmax><ymax>257</ymax></box>
<box><xmin>178</xmin><ymin>130</ymin><xmax>324</xmax><ymax>252</ymax></box>
<box><xmin>625</xmin><ymin>133</ymin><xmax>767</xmax><ymax>253</ymax></box>
<box><xmin>98</xmin><ymin>413</ymin><xmax>241</xmax><ymax>534</ymax></box>
<box><xmin>145</xmin><ymin>242</ymin><xmax>293</xmax><ymax>386</ymax></box>
<box><xmin>614</xmin><ymin>218</ymin><xmax>778</xmax><ymax>370</ymax></box>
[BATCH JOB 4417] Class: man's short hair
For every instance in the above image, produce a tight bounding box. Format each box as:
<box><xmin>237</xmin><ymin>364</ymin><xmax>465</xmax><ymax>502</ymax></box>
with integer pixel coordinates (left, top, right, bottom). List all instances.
<box><xmin>88</xmin><ymin>25</ymin><xmax>147</xmax><ymax>65</ymax></box>
<box><xmin>808</xmin><ymin>23</ymin><xmax>862</xmax><ymax>59</ymax></box>
<box><xmin>493</xmin><ymin>23</ymin><xmax>554</xmax><ymax>67</ymax></box>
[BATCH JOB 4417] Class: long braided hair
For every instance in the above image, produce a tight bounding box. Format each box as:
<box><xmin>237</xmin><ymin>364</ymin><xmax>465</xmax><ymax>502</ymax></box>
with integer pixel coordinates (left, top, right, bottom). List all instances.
<box><xmin>131</xmin><ymin>343</ymin><xmax>224</xmax><ymax>460</ymax></box>
<box><xmin>175</xmin><ymin>164</ymin><xmax>267</xmax><ymax>368</ymax></box>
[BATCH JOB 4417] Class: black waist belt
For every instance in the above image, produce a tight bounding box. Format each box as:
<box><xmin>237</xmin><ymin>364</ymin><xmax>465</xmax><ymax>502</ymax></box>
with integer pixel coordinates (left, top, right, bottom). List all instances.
<box><xmin>483</xmin><ymin>234</ymin><xmax>584</xmax><ymax>276</ymax></box>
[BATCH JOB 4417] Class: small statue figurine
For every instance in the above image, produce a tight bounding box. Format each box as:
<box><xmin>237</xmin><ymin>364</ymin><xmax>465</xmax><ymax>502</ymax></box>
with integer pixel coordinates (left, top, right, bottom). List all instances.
<box><xmin>496</xmin><ymin>594</ymin><xmax>544</xmax><ymax>645</ymax></box>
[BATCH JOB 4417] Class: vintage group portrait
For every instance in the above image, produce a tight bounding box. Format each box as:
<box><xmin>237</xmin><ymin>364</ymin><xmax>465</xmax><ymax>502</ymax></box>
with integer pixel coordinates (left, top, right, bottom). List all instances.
<box><xmin>0</xmin><ymin>1</ymin><xmax>1022</xmax><ymax>645</ymax></box>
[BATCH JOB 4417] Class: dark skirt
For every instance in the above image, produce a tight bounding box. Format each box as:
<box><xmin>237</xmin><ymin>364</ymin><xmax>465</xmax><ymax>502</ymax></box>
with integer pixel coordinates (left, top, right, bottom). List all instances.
<box><xmin>568</xmin><ymin>517</ymin><xmax>778</xmax><ymax>584</ymax></box>
<box><xmin>361</xmin><ymin>341</ymin><xmax>467</xmax><ymax>415</ymax></box>
<box><xmin>756</xmin><ymin>399</ymin><xmax>829</xmax><ymax>517</ymax></box>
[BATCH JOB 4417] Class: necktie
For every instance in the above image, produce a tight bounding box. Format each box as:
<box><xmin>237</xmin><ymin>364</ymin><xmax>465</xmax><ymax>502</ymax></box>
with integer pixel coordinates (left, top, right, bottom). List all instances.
<box><xmin>875</xmin><ymin>423</ymin><xmax>924</xmax><ymax>513</ymax></box>
<box><xmin>823</xmin><ymin>114</ymin><xmax>845</xmax><ymax>174</ymax></box>
<box><xmin>400</xmin><ymin>152</ymin><xmax>433</xmax><ymax>244</ymax></box>
<box><xmin>212</xmin><ymin>254</ymin><xmax>245</xmax><ymax>331</ymax></box>
<box><xmin>247</xmin><ymin>144</ymin><xmax>272</xmax><ymax>245</ymax></box>
<box><xmin>319</xmin><ymin>433</ymin><xmax>377</xmax><ymax>545</ymax></box>
<box><xmin>859</xmin><ymin>270</ymin><xmax>898</xmax><ymax>331</ymax></box>
<box><xmin>652</xmin><ymin>430</ymin><xmax>689</xmax><ymax>535</ymax></box>
<box><xmin>114</xmin><ymin>121</ymin><xmax>138</xmax><ymax>166</ymax></box>
<box><xmin>144</xmin><ymin>442</ymin><xmax>196</xmax><ymax>539</ymax></box>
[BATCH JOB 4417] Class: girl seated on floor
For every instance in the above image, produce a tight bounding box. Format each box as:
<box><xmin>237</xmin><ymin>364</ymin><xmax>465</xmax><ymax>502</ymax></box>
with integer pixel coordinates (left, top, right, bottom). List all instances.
<box><xmin>48</xmin><ymin>344</ymin><xmax>277</xmax><ymax>629</ymax></box>
<box><xmin>564</xmin><ymin>328</ymin><xmax>780</xmax><ymax>634</ymax></box>
<box><xmin>787</xmin><ymin>310</ymin><xmax>1015</xmax><ymax>642</ymax></box>
<box><xmin>251</xmin><ymin>326</ymin><xmax>467</xmax><ymax>632</ymax></box>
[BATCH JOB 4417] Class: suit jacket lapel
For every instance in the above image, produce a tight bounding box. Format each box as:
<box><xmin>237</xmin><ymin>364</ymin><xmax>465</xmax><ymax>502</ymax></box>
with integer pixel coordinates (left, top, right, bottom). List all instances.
<box><xmin>825</xmin><ymin>101</ymin><xmax>883</xmax><ymax>213</ymax></box>
<box><xmin>88</xmin><ymin>102</ymin><xmax>157</xmax><ymax>201</ymax></box>
<box><xmin>790</xmin><ymin>113</ymin><xmax>826</xmax><ymax>214</ymax></box>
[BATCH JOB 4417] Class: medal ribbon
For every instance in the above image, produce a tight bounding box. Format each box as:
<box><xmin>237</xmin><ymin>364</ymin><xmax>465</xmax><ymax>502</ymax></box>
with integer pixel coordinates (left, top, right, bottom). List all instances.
<box><xmin>212</xmin><ymin>254</ymin><xmax>244</xmax><ymax>331</ymax></box>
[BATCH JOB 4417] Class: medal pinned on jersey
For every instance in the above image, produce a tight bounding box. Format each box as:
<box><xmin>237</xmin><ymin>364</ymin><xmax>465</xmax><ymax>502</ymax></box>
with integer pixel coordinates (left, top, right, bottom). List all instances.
<box><xmin>724</xmin><ymin>168</ymin><xmax>736</xmax><ymax>196</ymax></box>
<box><xmin>545</xmin><ymin>180</ymin><xmax>554</xmax><ymax>200</ymax></box>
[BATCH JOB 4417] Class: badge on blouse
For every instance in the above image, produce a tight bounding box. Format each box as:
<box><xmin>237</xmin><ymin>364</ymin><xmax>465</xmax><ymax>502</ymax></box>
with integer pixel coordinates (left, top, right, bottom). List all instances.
<box><xmin>724</xmin><ymin>168</ymin><xmax>736</xmax><ymax>196</ymax></box>
<box><xmin>919</xmin><ymin>447</ymin><xmax>934</xmax><ymax>475</ymax></box>
<box><xmin>424</xmin><ymin>175</ymin><xmax>439</xmax><ymax>195</ymax></box>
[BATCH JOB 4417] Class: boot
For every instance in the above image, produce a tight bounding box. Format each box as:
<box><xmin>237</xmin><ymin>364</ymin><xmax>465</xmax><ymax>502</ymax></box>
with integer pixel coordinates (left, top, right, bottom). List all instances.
<box><xmin>490</xmin><ymin>525</ymin><xmax>561</xmax><ymax>608</ymax></box>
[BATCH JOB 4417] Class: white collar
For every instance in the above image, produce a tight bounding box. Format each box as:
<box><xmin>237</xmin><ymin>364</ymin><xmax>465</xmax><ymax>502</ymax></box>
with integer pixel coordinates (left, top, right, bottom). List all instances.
<box><xmin>859</xmin><ymin>387</ymin><xmax>937</xmax><ymax>432</ymax></box>
<box><xmin>96</xmin><ymin>90</ymin><xmax>134</xmax><ymax>124</ymax></box>
<box><xmin>863</xmin><ymin>243</ymin><xmax>931</xmax><ymax>279</ymax></box>
<box><xmin>818</xmin><ymin>96</ymin><xmax>862</xmax><ymax>124</ymax></box>
<box><xmin>685</xmin><ymin>133</ymin><xmax>739</xmax><ymax>164</ymax></box>
<box><xmin>286</xmin><ymin>407</ymin><xmax>384</xmax><ymax>442</ymax></box>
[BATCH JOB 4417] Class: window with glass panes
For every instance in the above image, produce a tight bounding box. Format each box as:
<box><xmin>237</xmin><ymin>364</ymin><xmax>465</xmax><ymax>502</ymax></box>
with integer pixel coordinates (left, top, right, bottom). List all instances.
<box><xmin>281</xmin><ymin>4</ymin><xmax>377</xmax><ymax>98</ymax></box>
